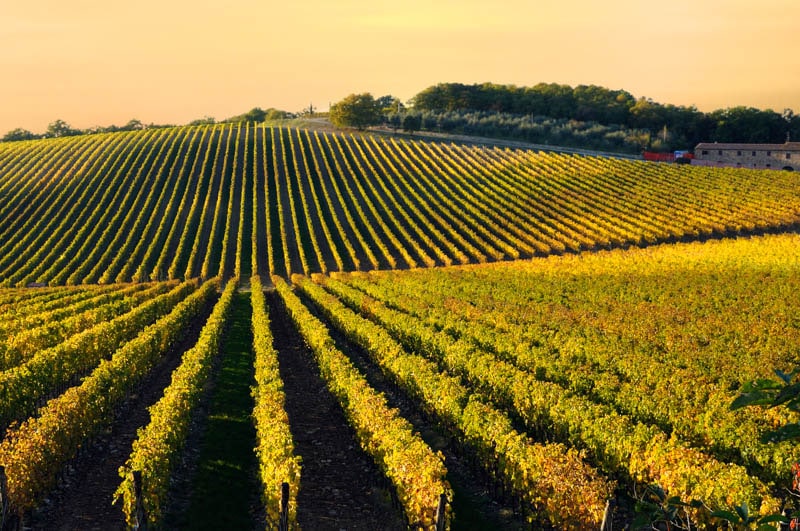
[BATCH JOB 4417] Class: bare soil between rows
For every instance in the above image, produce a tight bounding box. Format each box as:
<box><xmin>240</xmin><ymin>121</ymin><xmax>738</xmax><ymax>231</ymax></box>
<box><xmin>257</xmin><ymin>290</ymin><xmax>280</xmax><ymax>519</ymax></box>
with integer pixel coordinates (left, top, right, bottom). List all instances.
<box><xmin>266</xmin><ymin>290</ymin><xmax>406</xmax><ymax>530</ymax></box>
<box><xmin>24</xmin><ymin>298</ymin><xmax>216</xmax><ymax>531</ymax></box>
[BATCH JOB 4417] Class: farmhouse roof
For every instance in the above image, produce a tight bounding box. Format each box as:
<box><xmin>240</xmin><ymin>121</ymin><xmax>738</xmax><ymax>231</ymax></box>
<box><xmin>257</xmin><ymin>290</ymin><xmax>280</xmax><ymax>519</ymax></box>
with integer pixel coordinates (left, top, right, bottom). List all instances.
<box><xmin>695</xmin><ymin>141</ymin><xmax>800</xmax><ymax>151</ymax></box>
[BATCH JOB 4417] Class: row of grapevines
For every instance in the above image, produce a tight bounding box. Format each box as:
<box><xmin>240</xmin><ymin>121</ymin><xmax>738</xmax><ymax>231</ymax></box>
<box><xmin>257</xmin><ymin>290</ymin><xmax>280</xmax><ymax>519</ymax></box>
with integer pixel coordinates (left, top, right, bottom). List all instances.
<box><xmin>324</xmin><ymin>133</ymin><xmax>397</xmax><ymax>269</ymax></box>
<box><xmin>111</xmin><ymin>127</ymin><xmax>195</xmax><ymax>283</ymax></box>
<box><xmin>0</xmin><ymin>284</ymin><xmax>118</xmax><ymax>327</ymax></box>
<box><xmin>294</xmin><ymin>275</ymin><xmax>613</xmax><ymax>528</ymax></box>
<box><xmin>234</xmin><ymin>124</ymin><xmax>251</xmax><ymax>278</ymax></box>
<box><xmin>94</xmin><ymin>128</ymin><xmax>188</xmax><ymax>284</ymax></box>
<box><xmin>321</xmin><ymin>275</ymin><xmax>781</xmax><ymax>522</ymax></box>
<box><xmin>0</xmin><ymin>282</ymin><xmax>173</xmax><ymax>370</ymax></box>
<box><xmin>251</xmin><ymin>126</ymin><xmax>262</xmax><ymax>276</ymax></box>
<box><xmin>216</xmin><ymin>124</ymin><xmax>242</xmax><ymax>279</ymax></box>
<box><xmin>145</xmin><ymin>126</ymin><xmax>210</xmax><ymax>281</ymax></box>
<box><xmin>115</xmin><ymin>279</ymin><xmax>235</xmax><ymax>527</ymax></box>
<box><xmin>56</xmin><ymin>129</ymin><xmax>165</xmax><ymax>286</ymax></box>
<box><xmin>0</xmin><ymin>280</ymin><xmax>200</xmax><ymax>427</ymax></box>
<box><xmin>0</xmin><ymin>279</ymin><xmax>218</xmax><ymax>516</ymax></box>
<box><xmin>0</xmin><ymin>134</ymin><xmax>104</xmax><ymax>253</ymax></box>
<box><xmin>0</xmin><ymin>133</ymin><xmax>130</xmax><ymax>284</ymax></box>
<box><xmin>337</xmin><ymin>235</ymin><xmax>800</xmax><ymax>483</ymax></box>
<box><xmin>286</xmin><ymin>127</ymin><xmax>327</xmax><ymax>274</ymax></box>
<box><xmin>295</xmin><ymin>129</ymin><xmax>346</xmax><ymax>271</ymax></box>
<box><xmin>273</xmin><ymin>276</ymin><xmax>452</xmax><ymax>529</ymax></box>
<box><xmin>28</xmin><ymin>133</ymin><xmax>147</xmax><ymax>286</ymax></box>
<box><xmin>355</xmin><ymin>136</ymin><xmax>447</xmax><ymax>267</ymax></box>
<box><xmin>0</xmin><ymin>286</ymin><xmax>70</xmax><ymax>309</ymax></box>
<box><xmin>250</xmin><ymin>276</ymin><xmax>301</xmax><ymax>528</ymax></box>
<box><xmin>170</xmin><ymin>125</ymin><xmax>220</xmax><ymax>280</ymax></box>
<box><xmin>312</xmin><ymin>129</ymin><xmax>379</xmax><ymax>270</ymax></box>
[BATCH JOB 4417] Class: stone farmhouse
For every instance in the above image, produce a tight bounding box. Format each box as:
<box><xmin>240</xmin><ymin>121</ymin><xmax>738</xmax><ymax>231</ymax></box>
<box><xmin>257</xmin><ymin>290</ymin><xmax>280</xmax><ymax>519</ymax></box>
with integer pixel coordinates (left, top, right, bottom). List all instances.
<box><xmin>693</xmin><ymin>141</ymin><xmax>800</xmax><ymax>170</ymax></box>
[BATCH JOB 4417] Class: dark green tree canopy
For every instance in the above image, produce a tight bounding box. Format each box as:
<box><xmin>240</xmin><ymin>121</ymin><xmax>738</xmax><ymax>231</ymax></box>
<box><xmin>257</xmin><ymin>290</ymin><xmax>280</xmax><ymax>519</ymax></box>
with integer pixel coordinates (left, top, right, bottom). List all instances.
<box><xmin>45</xmin><ymin>119</ymin><xmax>80</xmax><ymax>138</ymax></box>
<box><xmin>2</xmin><ymin>128</ymin><xmax>38</xmax><ymax>142</ymax></box>
<box><xmin>189</xmin><ymin>116</ymin><xmax>217</xmax><ymax>126</ymax></box>
<box><xmin>329</xmin><ymin>93</ymin><xmax>382</xmax><ymax>130</ymax></box>
<box><xmin>410</xmin><ymin>82</ymin><xmax>800</xmax><ymax>148</ymax></box>
<box><xmin>402</xmin><ymin>113</ymin><xmax>421</xmax><ymax>134</ymax></box>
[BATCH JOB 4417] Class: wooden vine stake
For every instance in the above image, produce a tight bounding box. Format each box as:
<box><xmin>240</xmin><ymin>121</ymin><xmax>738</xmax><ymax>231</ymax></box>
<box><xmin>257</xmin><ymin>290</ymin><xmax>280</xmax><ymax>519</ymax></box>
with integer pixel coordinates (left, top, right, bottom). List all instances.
<box><xmin>279</xmin><ymin>482</ymin><xmax>289</xmax><ymax>531</ymax></box>
<box><xmin>601</xmin><ymin>498</ymin><xmax>614</xmax><ymax>530</ymax></box>
<box><xmin>132</xmin><ymin>470</ymin><xmax>148</xmax><ymax>531</ymax></box>
<box><xmin>435</xmin><ymin>492</ymin><xmax>447</xmax><ymax>531</ymax></box>
<box><xmin>0</xmin><ymin>465</ymin><xmax>7</xmax><ymax>531</ymax></box>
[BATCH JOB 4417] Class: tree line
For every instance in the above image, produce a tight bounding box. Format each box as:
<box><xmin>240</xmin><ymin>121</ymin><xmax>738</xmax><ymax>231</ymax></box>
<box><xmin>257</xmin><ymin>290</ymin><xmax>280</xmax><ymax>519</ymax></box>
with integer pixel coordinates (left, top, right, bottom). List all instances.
<box><xmin>409</xmin><ymin>83</ymin><xmax>800</xmax><ymax>150</ymax></box>
<box><xmin>1</xmin><ymin>107</ymin><xmax>295</xmax><ymax>143</ymax></box>
<box><xmin>7</xmin><ymin>84</ymin><xmax>798</xmax><ymax>153</ymax></box>
<box><xmin>2</xmin><ymin>119</ymin><xmax>152</xmax><ymax>142</ymax></box>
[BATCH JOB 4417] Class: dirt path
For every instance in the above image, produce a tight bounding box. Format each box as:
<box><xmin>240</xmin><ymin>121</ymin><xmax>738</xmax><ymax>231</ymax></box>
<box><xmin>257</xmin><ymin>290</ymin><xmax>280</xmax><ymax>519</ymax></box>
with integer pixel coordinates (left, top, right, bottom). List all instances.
<box><xmin>26</xmin><ymin>299</ymin><xmax>215</xmax><ymax>531</ymax></box>
<box><xmin>265</xmin><ymin>290</ymin><xmax>405</xmax><ymax>530</ymax></box>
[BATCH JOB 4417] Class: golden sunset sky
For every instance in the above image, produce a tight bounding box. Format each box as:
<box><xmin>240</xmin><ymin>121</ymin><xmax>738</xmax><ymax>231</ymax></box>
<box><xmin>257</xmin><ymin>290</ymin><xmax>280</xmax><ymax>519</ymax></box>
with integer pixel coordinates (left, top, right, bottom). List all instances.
<box><xmin>2</xmin><ymin>0</ymin><xmax>799</xmax><ymax>133</ymax></box>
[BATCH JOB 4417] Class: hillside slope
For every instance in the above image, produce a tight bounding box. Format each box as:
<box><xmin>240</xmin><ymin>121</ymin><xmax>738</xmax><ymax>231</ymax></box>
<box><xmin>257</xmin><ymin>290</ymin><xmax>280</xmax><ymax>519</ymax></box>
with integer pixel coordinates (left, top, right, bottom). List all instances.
<box><xmin>0</xmin><ymin>123</ymin><xmax>798</xmax><ymax>286</ymax></box>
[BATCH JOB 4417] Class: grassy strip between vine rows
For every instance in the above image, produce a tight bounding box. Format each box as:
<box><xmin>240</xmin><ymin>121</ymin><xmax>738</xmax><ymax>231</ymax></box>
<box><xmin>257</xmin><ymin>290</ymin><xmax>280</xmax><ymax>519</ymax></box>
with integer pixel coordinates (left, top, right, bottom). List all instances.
<box><xmin>250</xmin><ymin>276</ymin><xmax>301</xmax><ymax>529</ymax></box>
<box><xmin>0</xmin><ymin>278</ymin><xmax>218</xmax><ymax>517</ymax></box>
<box><xmin>115</xmin><ymin>279</ymin><xmax>236</xmax><ymax>527</ymax></box>
<box><xmin>294</xmin><ymin>275</ymin><xmax>612</xmax><ymax>529</ymax></box>
<box><xmin>319</xmin><ymin>276</ymin><xmax>782</xmax><ymax>525</ymax></box>
<box><xmin>273</xmin><ymin>275</ymin><xmax>452</xmax><ymax>529</ymax></box>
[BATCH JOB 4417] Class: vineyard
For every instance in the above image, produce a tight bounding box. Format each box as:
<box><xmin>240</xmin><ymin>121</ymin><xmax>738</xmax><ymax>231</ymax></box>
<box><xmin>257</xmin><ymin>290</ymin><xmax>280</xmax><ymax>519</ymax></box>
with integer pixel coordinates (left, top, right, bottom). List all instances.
<box><xmin>1</xmin><ymin>124</ymin><xmax>799</xmax><ymax>285</ymax></box>
<box><xmin>0</xmin><ymin>124</ymin><xmax>799</xmax><ymax>529</ymax></box>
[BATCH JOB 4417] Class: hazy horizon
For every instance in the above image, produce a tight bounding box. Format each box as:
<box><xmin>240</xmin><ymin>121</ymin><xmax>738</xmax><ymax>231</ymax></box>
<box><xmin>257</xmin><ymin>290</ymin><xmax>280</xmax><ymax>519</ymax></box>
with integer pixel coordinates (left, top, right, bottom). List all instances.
<box><xmin>2</xmin><ymin>0</ymin><xmax>799</xmax><ymax>134</ymax></box>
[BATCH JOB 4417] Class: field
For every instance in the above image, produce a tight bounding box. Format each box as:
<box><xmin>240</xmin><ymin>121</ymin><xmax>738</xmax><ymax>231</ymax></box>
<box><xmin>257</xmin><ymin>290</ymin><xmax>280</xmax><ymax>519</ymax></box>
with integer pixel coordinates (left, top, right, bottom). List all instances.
<box><xmin>0</xmin><ymin>124</ymin><xmax>799</xmax><ymax>529</ymax></box>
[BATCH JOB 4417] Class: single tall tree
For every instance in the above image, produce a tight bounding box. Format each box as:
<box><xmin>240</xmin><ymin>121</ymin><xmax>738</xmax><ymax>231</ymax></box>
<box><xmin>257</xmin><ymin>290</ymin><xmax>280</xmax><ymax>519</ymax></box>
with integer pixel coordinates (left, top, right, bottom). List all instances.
<box><xmin>329</xmin><ymin>93</ymin><xmax>381</xmax><ymax>130</ymax></box>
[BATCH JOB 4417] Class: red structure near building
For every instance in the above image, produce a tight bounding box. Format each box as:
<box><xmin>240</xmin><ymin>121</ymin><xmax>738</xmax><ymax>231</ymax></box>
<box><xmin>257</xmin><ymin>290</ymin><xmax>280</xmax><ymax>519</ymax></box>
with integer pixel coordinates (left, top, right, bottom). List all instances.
<box><xmin>642</xmin><ymin>151</ymin><xmax>694</xmax><ymax>163</ymax></box>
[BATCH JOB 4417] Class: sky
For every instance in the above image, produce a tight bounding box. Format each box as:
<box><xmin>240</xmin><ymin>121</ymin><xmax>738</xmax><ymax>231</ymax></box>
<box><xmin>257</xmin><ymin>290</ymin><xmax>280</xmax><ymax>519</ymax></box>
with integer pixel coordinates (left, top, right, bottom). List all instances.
<box><xmin>2</xmin><ymin>0</ymin><xmax>799</xmax><ymax>133</ymax></box>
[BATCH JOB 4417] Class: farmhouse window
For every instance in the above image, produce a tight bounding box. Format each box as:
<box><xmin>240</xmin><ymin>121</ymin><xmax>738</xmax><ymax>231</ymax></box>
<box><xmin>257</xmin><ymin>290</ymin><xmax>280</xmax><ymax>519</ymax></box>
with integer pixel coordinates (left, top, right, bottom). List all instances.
<box><xmin>787</xmin><ymin>153</ymin><xmax>792</xmax><ymax>160</ymax></box>
<box><xmin>718</xmin><ymin>150</ymin><xmax>723</xmax><ymax>155</ymax></box>
<box><xmin>737</xmin><ymin>151</ymin><xmax>742</xmax><ymax>156</ymax></box>
<box><xmin>752</xmin><ymin>151</ymin><xmax>756</xmax><ymax>156</ymax></box>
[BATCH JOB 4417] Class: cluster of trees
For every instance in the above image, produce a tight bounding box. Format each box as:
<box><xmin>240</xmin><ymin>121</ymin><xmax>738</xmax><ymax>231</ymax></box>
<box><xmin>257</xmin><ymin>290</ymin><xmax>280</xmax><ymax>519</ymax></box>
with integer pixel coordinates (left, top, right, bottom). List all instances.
<box><xmin>329</xmin><ymin>94</ymin><xmax>402</xmax><ymax>130</ymax></box>
<box><xmin>7</xmin><ymin>85</ymin><xmax>797</xmax><ymax>153</ymax></box>
<box><xmin>409</xmin><ymin>83</ymin><xmax>800</xmax><ymax>150</ymax></box>
<box><xmin>220</xmin><ymin>107</ymin><xmax>293</xmax><ymax>124</ymax></box>
<box><xmin>385</xmin><ymin>110</ymin><xmax>653</xmax><ymax>154</ymax></box>
<box><xmin>2</xmin><ymin>119</ymin><xmax>150</xmax><ymax>142</ymax></box>
<box><xmin>325</xmin><ymin>84</ymin><xmax>799</xmax><ymax>153</ymax></box>
<box><xmin>2</xmin><ymin>107</ymin><xmax>296</xmax><ymax>143</ymax></box>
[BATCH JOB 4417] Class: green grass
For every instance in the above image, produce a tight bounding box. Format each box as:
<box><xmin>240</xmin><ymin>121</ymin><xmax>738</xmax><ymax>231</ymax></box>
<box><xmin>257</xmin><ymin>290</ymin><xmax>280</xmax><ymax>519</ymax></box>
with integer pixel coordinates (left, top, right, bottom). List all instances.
<box><xmin>184</xmin><ymin>291</ymin><xmax>259</xmax><ymax>530</ymax></box>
